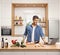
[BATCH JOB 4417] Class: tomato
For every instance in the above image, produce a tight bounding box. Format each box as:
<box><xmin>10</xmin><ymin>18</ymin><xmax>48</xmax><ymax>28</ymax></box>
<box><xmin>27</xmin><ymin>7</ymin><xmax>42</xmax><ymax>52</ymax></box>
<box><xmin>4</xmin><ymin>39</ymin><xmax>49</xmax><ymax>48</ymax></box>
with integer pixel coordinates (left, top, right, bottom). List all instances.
<box><xmin>11</xmin><ymin>40</ymin><xmax>16</xmax><ymax>44</ymax></box>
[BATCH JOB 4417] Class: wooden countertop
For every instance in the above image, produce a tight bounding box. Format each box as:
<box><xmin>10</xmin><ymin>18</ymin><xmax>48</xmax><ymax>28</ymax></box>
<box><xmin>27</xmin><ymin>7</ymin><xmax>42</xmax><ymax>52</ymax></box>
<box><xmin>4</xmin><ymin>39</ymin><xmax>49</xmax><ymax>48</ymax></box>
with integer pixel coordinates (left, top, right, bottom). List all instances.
<box><xmin>0</xmin><ymin>44</ymin><xmax>60</xmax><ymax>50</ymax></box>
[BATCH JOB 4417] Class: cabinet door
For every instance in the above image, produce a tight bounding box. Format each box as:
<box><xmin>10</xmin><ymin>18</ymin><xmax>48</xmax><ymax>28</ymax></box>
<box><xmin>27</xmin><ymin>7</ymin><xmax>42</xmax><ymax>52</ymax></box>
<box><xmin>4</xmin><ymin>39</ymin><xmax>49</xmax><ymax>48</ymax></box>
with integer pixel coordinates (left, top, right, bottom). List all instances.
<box><xmin>0</xmin><ymin>52</ymin><xmax>4</xmax><ymax>55</ymax></box>
<box><xmin>0</xmin><ymin>52</ymin><xmax>24</xmax><ymax>55</ymax></box>
<box><xmin>25</xmin><ymin>52</ymin><xmax>47</xmax><ymax>55</ymax></box>
<box><xmin>47</xmin><ymin>52</ymin><xmax>60</xmax><ymax>55</ymax></box>
<box><xmin>49</xmin><ymin>20</ymin><xmax>59</xmax><ymax>38</ymax></box>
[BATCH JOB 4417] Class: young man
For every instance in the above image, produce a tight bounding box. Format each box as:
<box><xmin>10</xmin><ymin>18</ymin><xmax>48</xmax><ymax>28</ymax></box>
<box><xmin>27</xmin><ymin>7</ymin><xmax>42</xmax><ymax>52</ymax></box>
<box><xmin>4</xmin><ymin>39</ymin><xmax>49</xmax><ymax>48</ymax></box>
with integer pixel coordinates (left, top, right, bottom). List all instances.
<box><xmin>23</xmin><ymin>15</ymin><xmax>47</xmax><ymax>44</ymax></box>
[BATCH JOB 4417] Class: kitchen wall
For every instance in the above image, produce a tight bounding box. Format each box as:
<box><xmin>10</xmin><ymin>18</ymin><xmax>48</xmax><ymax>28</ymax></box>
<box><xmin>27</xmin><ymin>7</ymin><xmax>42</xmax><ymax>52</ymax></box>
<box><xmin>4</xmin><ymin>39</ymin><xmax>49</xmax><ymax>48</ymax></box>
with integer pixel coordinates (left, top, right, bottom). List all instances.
<box><xmin>0</xmin><ymin>0</ymin><xmax>60</xmax><ymax>55</ymax></box>
<box><xmin>0</xmin><ymin>0</ymin><xmax>1</xmax><ymax>36</ymax></box>
<box><xmin>0</xmin><ymin>0</ymin><xmax>59</xmax><ymax>40</ymax></box>
<box><xmin>15</xmin><ymin>8</ymin><xmax>45</xmax><ymax>35</ymax></box>
<box><xmin>0</xmin><ymin>0</ymin><xmax>60</xmax><ymax>42</ymax></box>
<box><xmin>1</xmin><ymin>0</ymin><xmax>59</xmax><ymax>26</ymax></box>
<box><xmin>1</xmin><ymin>0</ymin><xmax>11</xmax><ymax>26</ymax></box>
<box><xmin>59</xmin><ymin>0</ymin><xmax>60</xmax><ymax>41</ymax></box>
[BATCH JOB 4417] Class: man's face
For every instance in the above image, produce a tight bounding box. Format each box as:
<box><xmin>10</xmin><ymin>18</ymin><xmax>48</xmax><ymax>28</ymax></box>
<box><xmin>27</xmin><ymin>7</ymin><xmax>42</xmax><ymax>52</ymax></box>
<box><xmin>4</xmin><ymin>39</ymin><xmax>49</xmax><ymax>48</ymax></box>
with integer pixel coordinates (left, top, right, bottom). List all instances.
<box><xmin>33</xmin><ymin>18</ymin><xmax>39</xmax><ymax>25</ymax></box>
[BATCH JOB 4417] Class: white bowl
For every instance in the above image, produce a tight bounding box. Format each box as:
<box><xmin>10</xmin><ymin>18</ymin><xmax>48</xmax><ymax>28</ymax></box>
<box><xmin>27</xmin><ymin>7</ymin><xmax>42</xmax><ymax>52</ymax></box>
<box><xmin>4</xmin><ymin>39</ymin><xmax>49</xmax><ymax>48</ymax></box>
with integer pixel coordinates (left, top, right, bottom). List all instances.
<box><xmin>55</xmin><ymin>42</ymin><xmax>60</xmax><ymax>48</ymax></box>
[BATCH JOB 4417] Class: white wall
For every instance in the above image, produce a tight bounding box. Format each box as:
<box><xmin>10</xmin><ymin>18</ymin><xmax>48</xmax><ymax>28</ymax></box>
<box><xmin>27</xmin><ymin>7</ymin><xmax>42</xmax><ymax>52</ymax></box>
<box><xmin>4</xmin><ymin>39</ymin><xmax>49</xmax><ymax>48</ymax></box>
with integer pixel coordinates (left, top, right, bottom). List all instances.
<box><xmin>12</xmin><ymin>0</ymin><xmax>48</xmax><ymax>3</ymax></box>
<box><xmin>1</xmin><ymin>0</ymin><xmax>59</xmax><ymax>26</ymax></box>
<box><xmin>0</xmin><ymin>0</ymin><xmax>1</xmax><ymax>36</ymax></box>
<box><xmin>1</xmin><ymin>0</ymin><xmax>59</xmax><ymax>38</ymax></box>
<box><xmin>0</xmin><ymin>0</ymin><xmax>60</xmax><ymax>55</ymax></box>
<box><xmin>48</xmin><ymin>0</ymin><xmax>59</xmax><ymax>20</ymax></box>
<box><xmin>58</xmin><ymin>0</ymin><xmax>60</xmax><ymax>41</ymax></box>
<box><xmin>48</xmin><ymin>0</ymin><xmax>59</xmax><ymax>39</ymax></box>
<box><xmin>1</xmin><ymin>0</ymin><xmax>11</xmax><ymax>26</ymax></box>
<box><xmin>15</xmin><ymin>8</ymin><xmax>45</xmax><ymax>35</ymax></box>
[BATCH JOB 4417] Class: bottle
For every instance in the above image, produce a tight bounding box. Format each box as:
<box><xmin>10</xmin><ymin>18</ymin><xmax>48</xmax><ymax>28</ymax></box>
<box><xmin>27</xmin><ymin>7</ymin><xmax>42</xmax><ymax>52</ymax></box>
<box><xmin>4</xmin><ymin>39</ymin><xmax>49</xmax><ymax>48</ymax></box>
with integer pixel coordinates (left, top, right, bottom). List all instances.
<box><xmin>43</xmin><ymin>17</ymin><xmax>45</xmax><ymax>22</ymax></box>
<box><xmin>16</xmin><ymin>16</ymin><xmax>19</xmax><ymax>20</ymax></box>
<box><xmin>1</xmin><ymin>38</ymin><xmax>4</xmax><ymax>48</ymax></box>
<box><xmin>4</xmin><ymin>38</ymin><xmax>8</xmax><ymax>48</ymax></box>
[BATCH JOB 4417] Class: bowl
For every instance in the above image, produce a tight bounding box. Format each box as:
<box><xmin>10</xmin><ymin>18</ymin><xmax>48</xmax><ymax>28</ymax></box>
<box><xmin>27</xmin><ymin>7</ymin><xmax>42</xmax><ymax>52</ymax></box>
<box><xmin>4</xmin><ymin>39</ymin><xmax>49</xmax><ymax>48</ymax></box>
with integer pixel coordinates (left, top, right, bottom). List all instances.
<box><xmin>55</xmin><ymin>42</ymin><xmax>60</xmax><ymax>48</ymax></box>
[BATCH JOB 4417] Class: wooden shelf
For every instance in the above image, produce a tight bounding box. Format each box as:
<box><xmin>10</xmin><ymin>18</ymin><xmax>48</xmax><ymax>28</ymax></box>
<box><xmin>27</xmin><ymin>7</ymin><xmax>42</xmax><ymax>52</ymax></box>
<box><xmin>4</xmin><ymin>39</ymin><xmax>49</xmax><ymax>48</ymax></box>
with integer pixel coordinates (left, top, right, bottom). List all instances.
<box><xmin>14</xmin><ymin>24</ymin><xmax>23</xmax><ymax>26</ymax></box>
<box><xmin>40</xmin><ymin>21</ymin><xmax>46</xmax><ymax>23</ymax></box>
<box><xmin>14</xmin><ymin>24</ymin><xmax>46</xmax><ymax>28</ymax></box>
<box><xmin>14</xmin><ymin>20</ymin><xmax>23</xmax><ymax>21</ymax></box>
<box><xmin>13</xmin><ymin>34</ymin><xmax>24</xmax><ymax>37</ymax></box>
<box><xmin>12</xmin><ymin>3</ymin><xmax>48</xmax><ymax>36</ymax></box>
<box><xmin>12</xmin><ymin>3</ymin><xmax>48</xmax><ymax>8</ymax></box>
<box><xmin>41</xmin><ymin>26</ymin><xmax>46</xmax><ymax>28</ymax></box>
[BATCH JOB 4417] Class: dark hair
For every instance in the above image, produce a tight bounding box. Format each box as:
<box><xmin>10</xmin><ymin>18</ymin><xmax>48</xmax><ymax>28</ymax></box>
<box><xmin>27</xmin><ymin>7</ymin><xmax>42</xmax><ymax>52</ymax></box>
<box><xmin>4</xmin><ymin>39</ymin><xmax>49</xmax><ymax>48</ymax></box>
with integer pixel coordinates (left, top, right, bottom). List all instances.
<box><xmin>33</xmin><ymin>15</ymin><xmax>39</xmax><ymax>20</ymax></box>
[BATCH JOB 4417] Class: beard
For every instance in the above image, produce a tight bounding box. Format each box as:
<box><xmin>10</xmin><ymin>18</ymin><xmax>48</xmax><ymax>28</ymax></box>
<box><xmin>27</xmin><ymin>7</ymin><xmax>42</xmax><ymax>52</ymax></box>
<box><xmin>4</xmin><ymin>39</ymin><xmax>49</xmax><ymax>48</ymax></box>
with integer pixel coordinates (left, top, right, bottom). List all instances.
<box><xmin>32</xmin><ymin>22</ymin><xmax>37</xmax><ymax>26</ymax></box>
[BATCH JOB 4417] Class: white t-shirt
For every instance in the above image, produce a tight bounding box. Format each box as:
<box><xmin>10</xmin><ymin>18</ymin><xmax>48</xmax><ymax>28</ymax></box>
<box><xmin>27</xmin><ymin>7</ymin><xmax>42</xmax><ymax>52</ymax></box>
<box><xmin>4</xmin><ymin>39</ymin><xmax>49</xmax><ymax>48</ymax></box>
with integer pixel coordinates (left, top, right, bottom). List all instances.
<box><xmin>31</xmin><ymin>26</ymin><xmax>36</xmax><ymax>43</ymax></box>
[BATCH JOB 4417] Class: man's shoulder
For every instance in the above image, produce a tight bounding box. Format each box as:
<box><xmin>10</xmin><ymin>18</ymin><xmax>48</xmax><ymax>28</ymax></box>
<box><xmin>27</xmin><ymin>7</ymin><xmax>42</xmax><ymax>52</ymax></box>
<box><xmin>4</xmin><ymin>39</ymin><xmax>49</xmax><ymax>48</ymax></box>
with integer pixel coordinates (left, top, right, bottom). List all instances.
<box><xmin>37</xmin><ymin>25</ymin><xmax>41</xmax><ymax>28</ymax></box>
<box><xmin>26</xmin><ymin>25</ymin><xmax>32</xmax><ymax>28</ymax></box>
<box><xmin>37</xmin><ymin>25</ymin><xmax>42</xmax><ymax>30</ymax></box>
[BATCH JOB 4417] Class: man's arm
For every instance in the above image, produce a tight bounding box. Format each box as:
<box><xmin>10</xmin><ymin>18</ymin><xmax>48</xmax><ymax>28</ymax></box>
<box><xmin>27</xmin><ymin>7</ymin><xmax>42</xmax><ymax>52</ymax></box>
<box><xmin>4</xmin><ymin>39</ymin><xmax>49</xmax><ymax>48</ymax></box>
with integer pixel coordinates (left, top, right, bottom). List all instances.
<box><xmin>39</xmin><ymin>26</ymin><xmax>48</xmax><ymax>43</ymax></box>
<box><xmin>22</xmin><ymin>26</ymin><xmax>27</xmax><ymax>42</ymax></box>
<box><xmin>24</xmin><ymin>26</ymin><xmax>27</xmax><ymax>36</ymax></box>
<box><xmin>41</xmin><ymin>37</ymin><xmax>48</xmax><ymax>44</ymax></box>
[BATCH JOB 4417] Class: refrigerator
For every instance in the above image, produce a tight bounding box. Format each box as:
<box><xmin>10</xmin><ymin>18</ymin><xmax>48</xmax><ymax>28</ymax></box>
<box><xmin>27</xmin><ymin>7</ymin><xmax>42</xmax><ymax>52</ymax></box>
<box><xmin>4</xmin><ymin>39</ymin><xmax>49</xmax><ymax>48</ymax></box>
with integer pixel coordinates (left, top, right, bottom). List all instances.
<box><xmin>49</xmin><ymin>20</ymin><xmax>59</xmax><ymax>41</ymax></box>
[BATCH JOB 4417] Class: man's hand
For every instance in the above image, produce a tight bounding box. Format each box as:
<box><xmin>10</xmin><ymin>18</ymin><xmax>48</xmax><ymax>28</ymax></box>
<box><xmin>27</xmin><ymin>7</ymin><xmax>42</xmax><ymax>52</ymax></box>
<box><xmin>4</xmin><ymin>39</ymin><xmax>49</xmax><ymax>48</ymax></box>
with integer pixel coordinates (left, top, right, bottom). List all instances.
<box><xmin>21</xmin><ymin>36</ymin><xmax>25</xmax><ymax>43</ymax></box>
<box><xmin>44</xmin><ymin>41</ymin><xmax>48</xmax><ymax>44</ymax></box>
<box><xmin>42</xmin><ymin>37</ymin><xmax>48</xmax><ymax>44</ymax></box>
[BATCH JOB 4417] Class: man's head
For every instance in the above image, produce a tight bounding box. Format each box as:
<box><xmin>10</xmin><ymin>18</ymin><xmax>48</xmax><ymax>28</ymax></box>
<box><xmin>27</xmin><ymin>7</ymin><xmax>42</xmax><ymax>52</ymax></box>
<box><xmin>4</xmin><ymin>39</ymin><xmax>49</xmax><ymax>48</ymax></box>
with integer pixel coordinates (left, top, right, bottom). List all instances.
<box><xmin>32</xmin><ymin>15</ymin><xmax>39</xmax><ymax>25</ymax></box>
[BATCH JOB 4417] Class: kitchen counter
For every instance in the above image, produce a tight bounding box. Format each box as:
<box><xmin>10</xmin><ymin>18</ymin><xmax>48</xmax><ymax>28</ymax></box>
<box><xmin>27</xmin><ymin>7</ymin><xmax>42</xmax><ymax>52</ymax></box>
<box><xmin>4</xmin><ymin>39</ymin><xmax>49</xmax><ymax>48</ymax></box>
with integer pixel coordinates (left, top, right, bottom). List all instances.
<box><xmin>0</xmin><ymin>44</ymin><xmax>60</xmax><ymax>55</ymax></box>
<box><xmin>0</xmin><ymin>44</ymin><xmax>60</xmax><ymax>52</ymax></box>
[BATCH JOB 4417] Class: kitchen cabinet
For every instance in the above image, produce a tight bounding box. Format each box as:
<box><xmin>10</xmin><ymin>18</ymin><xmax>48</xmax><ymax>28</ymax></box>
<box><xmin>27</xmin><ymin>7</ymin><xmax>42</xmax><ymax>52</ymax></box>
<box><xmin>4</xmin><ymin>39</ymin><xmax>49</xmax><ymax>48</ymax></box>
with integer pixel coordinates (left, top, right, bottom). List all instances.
<box><xmin>0</xmin><ymin>52</ymin><xmax>60</xmax><ymax>55</ymax></box>
<box><xmin>0</xmin><ymin>51</ymin><xmax>60</xmax><ymax>55</ymax></box>
<box><xmin>0</xmin><ymin>45</ymin><xmax>60</xmax><ymax>55</ymax></box>
<box><xmin>0</xmin><ymin>52</ymin><xmax>4</xmax><ymax>55</ymax></box>
<box><xmin>25</xmin><ymin>52</ymin><xmax>47</xmax><ymax>55</ymax></box>
<box><xmin>47</xmin><ymin>52</ymin><xmax>60</xmax><ymax>55</ymax></box>
<box><xmin>0</xmin><ymin>52</ymin><xmax>24</xmax><ymax>55</ymax></box>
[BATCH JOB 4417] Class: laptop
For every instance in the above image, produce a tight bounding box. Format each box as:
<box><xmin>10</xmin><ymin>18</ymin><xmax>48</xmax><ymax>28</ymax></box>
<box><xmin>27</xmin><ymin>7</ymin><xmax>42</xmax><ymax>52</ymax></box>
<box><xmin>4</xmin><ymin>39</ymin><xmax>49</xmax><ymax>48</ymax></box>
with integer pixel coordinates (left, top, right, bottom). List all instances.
<box><xmin>44</xmin><ymin>38</ymin><xmax>58</xmax><ymax>45</ymax></box>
